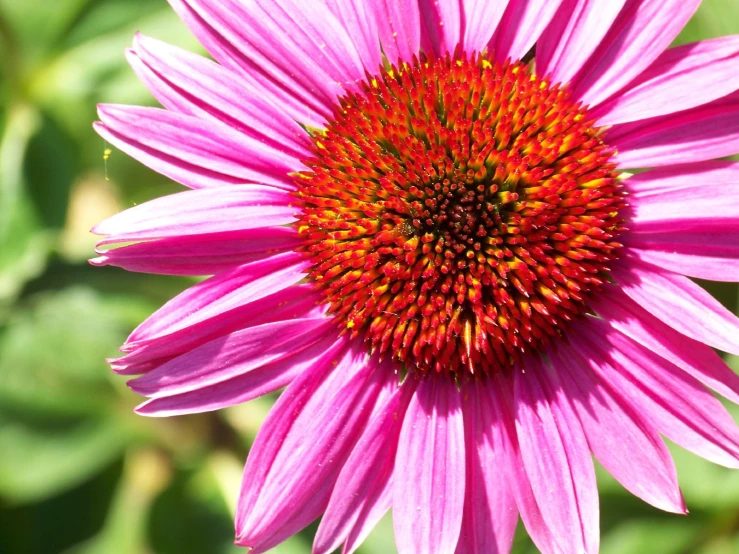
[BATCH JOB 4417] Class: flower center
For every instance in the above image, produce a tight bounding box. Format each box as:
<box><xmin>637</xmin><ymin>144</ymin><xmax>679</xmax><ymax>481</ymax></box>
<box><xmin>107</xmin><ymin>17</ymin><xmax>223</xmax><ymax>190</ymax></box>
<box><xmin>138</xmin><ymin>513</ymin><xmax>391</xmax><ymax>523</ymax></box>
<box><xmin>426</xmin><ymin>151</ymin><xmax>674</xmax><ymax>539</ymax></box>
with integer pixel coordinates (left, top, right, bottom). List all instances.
<box><xmin>294</xmin><ymin>53</ymin><xmax>624</xmax><ymax>375</ymax></box>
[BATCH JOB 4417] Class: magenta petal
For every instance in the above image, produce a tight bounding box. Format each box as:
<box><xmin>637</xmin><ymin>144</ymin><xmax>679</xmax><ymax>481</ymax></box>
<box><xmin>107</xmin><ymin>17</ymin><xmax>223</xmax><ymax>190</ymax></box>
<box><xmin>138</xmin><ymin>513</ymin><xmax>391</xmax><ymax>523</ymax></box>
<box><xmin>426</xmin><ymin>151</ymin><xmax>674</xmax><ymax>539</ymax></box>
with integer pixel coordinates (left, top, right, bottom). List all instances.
<box><xmin>615</xmin><ymin>258</ymin><xmax>739</xmax><ymax>356</ymax></box>
<box><xmin>609</xmin><ymin>91</ymin><xmax>739</xmax><ymax>169</ymax></box>
<box><xmin>514</xmin><ymin>358</ymin><xmax>599</xmax><ymax>554</ymax></box>
<box><xmin>625</xmin><ymin>235</ymin><xmax>739</xmax><ymax>282</ymax></box>
<box><xmin>494</xmin><ymin>375</ymin><xmax>564</xmax><ymax>554</ymax></box>
<box><xmin>537</xmin><ymin>0</ymin><xmax>626</xmax><ymax>86</ymax></box>
<box><xmin>623</xmin><ymin>159</ymin><xmax>739</xmax><ymax>195</ymax></box>
<box><xmin>461</xmin><ymin>0</ymin><xmax>509</xmax><ymax>54</ymax></box>
<box><xmin>128</xmin><ymin>253</ymin><xmax>307</xmax><ymax>344</ymax></box>
<box><xmin>571</xmin><ymin>319</ymin><xmax>739</xmax><ymax>468</ymax></box>
<box><xmin>550</xmin><ymin>343</ymin><xmax>685</xmax><ymax>513</ymax></box>
<box><xmin>419</xmin><ymin>0</ymin><xmax>461</xmax><ymax>55</ymax></box>
<box><xmin>128</xmin><ymin>34</ymin><xmax>310</xmax><ymax>159</ymax></box>
<box><xmin>128</xmin><ymin>316</ymin><xmax>332</xmax><ymax>397</ymax></box>
<box><xmin>320</xmin><ymin>0</ymin><xmax>383</xmax><ymax>71</ymax></box>
<box><xmin>95</xmin><ymin>104</ymin><xmax>298</xmax><ymax>190</ymax></box>
<box><xmin>394</xmin><ymin>375</ymin><xmax>465</xmax><ymax>554</ymax></box>
<box><xmin>490</xmin><ymin>0</ymin><xmax>565</xmax><ymax>63</ymax></box>
<box><xmin>235</xmin><ymin>343</ymin><xmax>384</xmax><ymax>553</ymax></box>
<box><xmin>91</xmin><ymin>227</ymin><xmax>300</xmax><ymax>276</ymax></box>
<box><xmin>92</xmin><ymin>185</ymin><xmax>297</xmax><ymax>246</ymax></box>
<box><xmin>135</xmin><ymin>333</ymin><xmax>339</xmax><ymax>416</ymax></box>
<box><xmin>371</xmin><ymin>0</ymin><xmax>421</xmax><ymax>64</ymax></box>
<box><xmin>313</xmin><ymin>370</ymin><xmax>417</xmax><ymax>554</ymax></box>
<box><xmin>570</xmin><ymin>0</ymin><xmax>701</xmax><ymax>108</ymax></box>
<box><xmin>628</xmin><ymin>180</ymin><xmax>739</xmax><ymax>234</ymax></box>
<box><xmin>594</xmin><ymin>286</ymin><xmax>739</xmax><ymax>405</ymax></box>
<box><xmin>455</xmin><ymin>379</ymin><xmax>517</xmax><ymax>554</ymax></box>
<box><xmin>593</xmin><ymin>36</ymin><xmax>739</xmax><ymax>125</ymax></box>
<box><xmin>167</xmin><ymin>0</ymin><xmax>365</xmax><ymax>126</ymax></box>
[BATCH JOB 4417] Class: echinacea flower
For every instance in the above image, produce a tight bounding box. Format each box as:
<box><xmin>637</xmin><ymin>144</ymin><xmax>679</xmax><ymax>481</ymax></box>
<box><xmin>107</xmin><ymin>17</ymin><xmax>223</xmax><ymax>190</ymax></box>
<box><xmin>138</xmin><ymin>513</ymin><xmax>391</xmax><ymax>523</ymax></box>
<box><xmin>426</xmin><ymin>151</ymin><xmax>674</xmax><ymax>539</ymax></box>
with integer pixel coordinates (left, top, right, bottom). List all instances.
<box><xmin>91</xmin><ymin>0</ymin><xmax>739</xmax><ymax>552</ymax></box>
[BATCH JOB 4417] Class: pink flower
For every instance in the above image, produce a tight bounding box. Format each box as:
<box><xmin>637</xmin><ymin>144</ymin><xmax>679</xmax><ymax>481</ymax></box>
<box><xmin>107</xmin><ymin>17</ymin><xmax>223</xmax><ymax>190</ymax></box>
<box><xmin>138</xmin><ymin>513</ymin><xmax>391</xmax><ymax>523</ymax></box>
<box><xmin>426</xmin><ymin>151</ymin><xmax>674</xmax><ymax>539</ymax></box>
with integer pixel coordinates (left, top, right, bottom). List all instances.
<box><xmin>91</xmin><ymin>1</ymin><xmax>739</xmax><ymax>553</ymax></box>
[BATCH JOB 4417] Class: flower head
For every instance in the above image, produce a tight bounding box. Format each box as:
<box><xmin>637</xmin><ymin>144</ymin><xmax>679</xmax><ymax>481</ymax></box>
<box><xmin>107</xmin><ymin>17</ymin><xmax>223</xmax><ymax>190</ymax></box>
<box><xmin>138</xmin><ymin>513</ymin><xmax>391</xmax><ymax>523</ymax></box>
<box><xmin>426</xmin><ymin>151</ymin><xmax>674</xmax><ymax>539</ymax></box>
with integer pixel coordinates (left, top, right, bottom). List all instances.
<box><xmin>92</xmin><ymin>1</ymin><xmax>739</xmax><ymax>553</ymax></box>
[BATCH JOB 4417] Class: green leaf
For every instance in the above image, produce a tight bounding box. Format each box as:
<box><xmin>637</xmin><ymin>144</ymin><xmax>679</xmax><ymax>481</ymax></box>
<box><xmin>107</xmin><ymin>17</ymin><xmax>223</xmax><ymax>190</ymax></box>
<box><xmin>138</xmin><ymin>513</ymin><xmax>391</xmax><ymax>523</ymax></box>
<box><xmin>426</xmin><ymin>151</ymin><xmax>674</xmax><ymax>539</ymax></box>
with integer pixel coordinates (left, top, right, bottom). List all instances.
<box><xmin>601</xmin><ymin>519</ymin><xmax>701</xmax><ymax>554</ymax></box>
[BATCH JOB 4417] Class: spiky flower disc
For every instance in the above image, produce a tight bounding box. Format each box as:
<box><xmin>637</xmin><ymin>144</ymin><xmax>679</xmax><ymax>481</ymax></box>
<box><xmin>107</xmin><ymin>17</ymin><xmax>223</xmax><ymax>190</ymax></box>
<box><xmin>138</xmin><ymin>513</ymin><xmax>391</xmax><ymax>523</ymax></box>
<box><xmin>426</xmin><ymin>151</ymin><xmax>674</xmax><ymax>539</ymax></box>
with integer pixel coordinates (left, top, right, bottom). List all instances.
<box><xmin>296</xmin><ymin>53</ymin><xmax>625</xmax><ymax>375</ymax></box>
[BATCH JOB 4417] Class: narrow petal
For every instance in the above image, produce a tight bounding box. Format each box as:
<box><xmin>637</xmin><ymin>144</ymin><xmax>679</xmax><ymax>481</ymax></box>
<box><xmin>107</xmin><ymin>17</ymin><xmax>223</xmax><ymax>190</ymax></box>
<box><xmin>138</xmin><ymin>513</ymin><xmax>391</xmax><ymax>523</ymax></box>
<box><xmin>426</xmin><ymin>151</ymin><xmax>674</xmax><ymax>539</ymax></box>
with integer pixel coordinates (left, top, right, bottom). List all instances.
<box><xmin>455</xmin><ymin>379</ymin><xmax>517</xmax><ymax>554</ymax></box>
<box><xmin>614</xmin><ymin>258</ymin><xmax>739</xmax><ymax>356</ymax></box>
<box><xmin>609</xmin><ymin>91</ymin><xmax>739</xmax><ymax>169</ymax></box>
<box><xmin>514</xmin><ymin>358</ymin><xmax>598</xmax><ymax>554</ymax></box>
<box><xmin>493</xmin><ymin>375</ymin><xmax>564</xmax><ymax>554</ymax></box>
<box><xmin>490</xmin><ymin>0</ymin><xmax>565</xmax><ymax>62</ymax></box>
<box><xmin>623</xmin><ymin>160</ymin><xmax>739</xmax><ymax>195</ymax></box>
<box><xmin>593</xmin><ymin>36</ymin><xmax>739</xmax><ymax>125</ymax></box>
<box><xmin>625</xmin><ymin>235</ymin><xmax>739</xmax><ymax>282</ymax></box>
<box><xmin>571</xmin><ymin>319</ymin><xmax>739</xmax><ymax>468</ymax></box>
<box><xmin>167</xmin><ymin>0</ymin><xmax>325</xmax><ymax>126</ymax></box>
<box><xmin>135</xmin><ymin>334</ymin><xmax>340</xmax><ymax>416</ymax></box>
<box><xmin>394</xmin><ymin>375</ymin><xmax>465</xmax><ymax>554</ymax></box>
<box><xmin>128</xmin><ymin>316</ymin><xmax>332</xmax><ymax>397</ymax></box>
<box><xmin>550</xmin><ymin>343</ymin><xmax>685</xmax><ymax>513</ymax></box>
<box><xmin>168</xmin><ymin>0</ymin><xmax>365</xmax><ymax>126</ymax></box>
<box><xmin>127</xmin><ymin>34</ymin><xmax>310</xmax><ymax>158</ymax></box>
<box><xmin>95</xmin><ymin>105</ymin><xmax>298</xmax><ymax>190</ymax></box>
<box><xmin>570</xmin><ymin>0</ymin><xmax>701</xmax><ymax>107</ymax></box>
<box><xmin>320</xmin><ymin>0</ymin><xmax>383</xmax><ymax>71</ymax></box>
<box><xmin>127</xmin><ymin>253</ymin><xmax>307</xmax><ymax>344</ymax></box>
<box><xmin>418</xmin><ymin>0</ymin><xmax>461</xmax><ymax>55</ymax></box>
<box><xmin>91</xmin><ymin>227</ymin><xmax>300</xmax><ymax>276</ymax></box>
<box><xmin>235</xmin><ymin>344</ymin><xmax>385</xmax><ymax>553</ymax></box>
<box><xmin>92</xmin><ymin>184</ymin><xmax>297</xmax><ymax>246</ymax></box>
<box><xmin>461</xmin><ymin>0</ymin><xmax>510</xmax><ymax>54</ymax></box>
<box><xmin>537</xmin><ymin>0</ymin><xmax>627</xmax><ymax>86</ymax></box>
<box><xmin>593</xmin><ymin>286</ymin><xmax>739</xmax><ymax>405</ymax></box>
<box><xmin>115</xmin><ymin>283</ymin><xmax>318</xmax><ymax>376</ymax></box>
<box><xmin>314</xmin><ymin>372</ymin><xmax>417</xmax><ymax>554</ymax></box>
<box><xmin>372</xmin><ymin>0</ymin><xmax>421</xmax><ymax>64</ymax></box>
<box><xmin>627</xmin><ymin>181</ymin><xmax>739</xmax><ymax>234</ymax></box>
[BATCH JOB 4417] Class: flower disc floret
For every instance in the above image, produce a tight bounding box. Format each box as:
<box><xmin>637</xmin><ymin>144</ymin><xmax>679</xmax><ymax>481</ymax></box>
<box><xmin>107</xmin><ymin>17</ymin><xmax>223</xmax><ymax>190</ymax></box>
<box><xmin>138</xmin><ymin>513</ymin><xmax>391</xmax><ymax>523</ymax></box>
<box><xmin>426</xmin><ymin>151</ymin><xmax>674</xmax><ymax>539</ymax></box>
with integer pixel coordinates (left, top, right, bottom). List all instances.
<box><xmin>295</xmin><ymin>53</ymin><xmax>625</xmax><ymax>375</ymax></box>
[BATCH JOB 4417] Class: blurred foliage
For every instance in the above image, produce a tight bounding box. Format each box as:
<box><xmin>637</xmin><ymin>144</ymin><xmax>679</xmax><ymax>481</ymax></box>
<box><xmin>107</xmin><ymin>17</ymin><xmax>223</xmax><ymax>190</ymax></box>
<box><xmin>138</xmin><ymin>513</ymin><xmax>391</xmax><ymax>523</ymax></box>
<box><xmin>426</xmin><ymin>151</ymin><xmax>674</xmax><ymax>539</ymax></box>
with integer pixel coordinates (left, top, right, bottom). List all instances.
<box><xmin>0</xmin><ymin>0</ymin><xmax>738</xmax><ymax>553</ymax></box>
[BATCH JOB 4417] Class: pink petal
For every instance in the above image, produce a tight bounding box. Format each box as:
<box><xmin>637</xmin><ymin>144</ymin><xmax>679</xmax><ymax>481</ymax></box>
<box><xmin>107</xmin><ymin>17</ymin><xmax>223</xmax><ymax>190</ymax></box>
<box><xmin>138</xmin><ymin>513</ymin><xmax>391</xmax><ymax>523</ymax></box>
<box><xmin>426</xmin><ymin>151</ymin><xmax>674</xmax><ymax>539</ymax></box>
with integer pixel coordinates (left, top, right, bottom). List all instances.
<box><xmin>319</xmin><ymin>0</ymin><xmax>383</xmax><ymax>71</ymax></box>
<box><xmin>127</xmin><ymin>34</ymin><xmax>310</xmax><ymax>159</ymax></box>
<box><xmin>537</xmin><ymin>0</ymin><xmax>627</xmax><ymax>86</ymax></box>
<box><xmin>92</xmin><ymin>184</ymin><xmax>297</xmax><ymax>246</ymax></box>
<box><xmin>493</xmin><ymin>374</ymin><xmax>565</xmax><ymax>554</ymax></box>
<box><xmin>609</xmin><ymin>91</ymin><xmax>739</xmax><ymax>169</ymax></box>
<box><xmin>394</xmin><ymin>375</ymin><xmax>465</xmax><ymax>554</ymax></box>
<box><xmin>594</xmin><ymin>285</ymin><xmax>739</xmax><ymax>404</ymax></box>
<box><xmin>623</xmin><ymin>160</ymin><xmax>739</xmax><ymax>195</ymax></box>
<box><xmin>593</xmin><ymin>36</ymin><xmax>739</xmax><ymax>125</ymax></box>
<box><xmin>115</xmin><ymin>283</ymin><xmax>318</xmax><ymax>376</ymax></box>
<box><xmin>489</xmin><ymin>0</ymin><xmax>565</xmax><ymax>62</ymax></box>
<box><xmin>624</xmin><ymin>235</ymin><xmax>739</xmax><ymax>282</ymax></box>
<box><xmin>571</xmin><ymin>318</ymin><xmax>739</xmax><ymax>468</ymax></box>
<box><xmin>127</xmin><ymin>253</ymin><xmax>308</xmax><ymax>344</ymax></box>
<box><xmin>627</xmin><ymin>181</ymin><xmax>739</xmax><ymax>234</ymax></box>
<box><xmin>135</xmin><ymin>333</ymin><xmax>340</xmax><ymax>416</ymax></box>
<box><xmin>550</xmin><ymin>343</ymin><xmax>685</xmax><ymax>513</ymax></box>
<box><xmin>614</xmin><ymin>258</ymin><xmax>739</xmax><ymax>356</ymax></box>
<box><xmin>128</xmin><ymin>316</ymin><xmax>332</xmax><ymax>397</ymax></box>
<box><xmin>419</xmin><ymin>0</ymin><xmax>461</xmax><ymax>54</ymax></box>
<box><xmin>455</xmin><ymin>379</ymin><xmax>518</xmax><ymax>554</ymax></box>
<box><xmin>371</xmin><ymin>0</ymin><xmax>421</xmax><ymax>64</ymax></box>
<box><xmin>514</xmin><ymin>358</ymin><xmax>598</xmax><ymax>554</ymax></box>
<box><xmin>570</xmin><ymin>0</ymin><xmax>701</xmax><ymax>107</ymax></box>
<box><xmin>235</xmin><ymin>344</ymin><xmax>385</xmax><ymax>553</ymax></box>
<box><xmin>91</xmin><ymin>227</ymin><xmax>300</xmax><ymax>276</ymax></box>
<box><xmin>460</xmin><ymin>0</ymin><xmax>510</xmax><ymax>54</ymax></box>
<box><xmin>420</xmin><ymin>0</ymin><xmax>510</xmax><ymax>54</ymax></box>
<box><xmin>95</xmin><ymin>104</ymin><xmax>298</xmax><ymax>190</ymax></box>
<box><xmin>314</xmin><ymin>371</ymin><xmax>417</xmax><ymax>554</ymax></box>
<box><xmin>167</xmin><ymin>0</ymin><xmax>365</xmax><ymax>126</ymax></box>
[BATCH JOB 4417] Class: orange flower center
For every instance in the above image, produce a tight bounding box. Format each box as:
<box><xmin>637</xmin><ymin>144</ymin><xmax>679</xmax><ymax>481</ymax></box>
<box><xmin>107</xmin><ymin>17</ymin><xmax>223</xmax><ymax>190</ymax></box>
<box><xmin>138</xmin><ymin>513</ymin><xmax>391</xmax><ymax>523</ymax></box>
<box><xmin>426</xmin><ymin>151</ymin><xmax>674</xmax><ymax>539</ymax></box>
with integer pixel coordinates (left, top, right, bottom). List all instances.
<box><xmin>295</xmin><ymin>53</ymin><xmax>624</xmax><ymax>375</ymax></box>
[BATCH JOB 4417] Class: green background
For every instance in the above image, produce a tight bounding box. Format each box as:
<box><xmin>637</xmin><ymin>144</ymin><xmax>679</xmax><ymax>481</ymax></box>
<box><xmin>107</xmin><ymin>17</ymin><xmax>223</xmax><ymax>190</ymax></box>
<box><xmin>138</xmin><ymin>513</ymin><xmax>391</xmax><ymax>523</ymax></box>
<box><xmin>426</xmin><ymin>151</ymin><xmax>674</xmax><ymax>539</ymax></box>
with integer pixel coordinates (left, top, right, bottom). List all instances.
<box><xmin>1</xmin><ymin>1</ymin><xmax>739</xmax><ymax>552</ymax></box>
